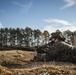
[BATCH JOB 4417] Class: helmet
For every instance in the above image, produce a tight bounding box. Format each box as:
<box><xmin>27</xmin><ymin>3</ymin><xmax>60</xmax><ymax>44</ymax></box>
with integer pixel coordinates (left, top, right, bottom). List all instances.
<box><xmin>49</xmin><ymin>32</ymin><xmax>65</xmax><ymax>41</ymax></box>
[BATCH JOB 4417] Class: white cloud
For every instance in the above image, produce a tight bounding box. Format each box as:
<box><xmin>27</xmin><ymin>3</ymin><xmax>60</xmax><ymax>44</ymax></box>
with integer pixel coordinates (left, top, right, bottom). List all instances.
<box><xmin>43</xmin><ymin>19</ymin><xmax>72</xmax><ymax>25</ymax></box>
<box><xmin>12</xmin><ymin>1</ymin><xmax>33</xmax><ymax>13</ymax></box>
<box><xmin>0</xmin><ymin>22</ymin><xmax>4</xmax><ymax>28</ymax></box>
<box><xmin>60</xmin><ymin>0</ymin><xmax>76</xmax><ymax>10</ymax></box>
<box><xmin>60</xmin><ymin>25</ymin><xmax>76</xmax><ymax>31</ymax></box>
<box><xmin>12</xmin><ymin>1</ymin><xmax>33</xmax><ymax>8</ymax></box>
<box><xmin>43</xmin><ymin>25</ymin><xmax>76</xmax><ymax>33</ymax></box>
<box><xmin>43</xmin><ymin>18</ymin><xmax>76</xmax><ymax>33</ymax></box>
<box><xmin>42</xmin><ymin>25</ymin><xmax>57</xmax><ymax>33</ymax></box>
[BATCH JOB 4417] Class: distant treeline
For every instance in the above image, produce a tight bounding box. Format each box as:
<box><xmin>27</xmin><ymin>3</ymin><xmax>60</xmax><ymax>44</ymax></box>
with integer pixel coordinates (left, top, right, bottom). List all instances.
<box><xmin>0</xmin><ymin>27</ymin><xmax>49</xmax><ymax>50</ymax></box>
<box><xmin>0</xmin><ymin>27</ymin><xmax>76</xmax><ymax>50</ymax></box>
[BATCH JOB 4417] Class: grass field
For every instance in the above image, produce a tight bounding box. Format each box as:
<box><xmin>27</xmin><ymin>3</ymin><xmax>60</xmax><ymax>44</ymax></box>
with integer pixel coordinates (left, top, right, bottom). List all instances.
<box><xmin>0</xmin><ymin>50</ymin><xmax>35</xmax><ymax>65</ymax></box>
<box><xmin>0</xmin><ymin>50</ymin><xmax>76</xmax><ymax>75</ymax></box>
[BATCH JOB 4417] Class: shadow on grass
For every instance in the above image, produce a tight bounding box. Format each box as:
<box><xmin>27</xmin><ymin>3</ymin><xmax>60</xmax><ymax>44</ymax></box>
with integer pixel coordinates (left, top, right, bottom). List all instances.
<box><xmin>1</xmin><ymin>61</ymin><xmax>22</xmax><ymax>68</ymax></box>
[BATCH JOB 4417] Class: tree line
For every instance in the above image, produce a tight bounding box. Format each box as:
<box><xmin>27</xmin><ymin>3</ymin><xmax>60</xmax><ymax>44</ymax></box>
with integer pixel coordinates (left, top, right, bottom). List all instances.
<box><xmin>0</xmin><ymin>27</ymin><xmax>76</xmax><ymax>50</ymax></box>
<box><xmin>0</xmin><ymin>27</ymin><xmax>49</xmax><ymax>50</ymax></box>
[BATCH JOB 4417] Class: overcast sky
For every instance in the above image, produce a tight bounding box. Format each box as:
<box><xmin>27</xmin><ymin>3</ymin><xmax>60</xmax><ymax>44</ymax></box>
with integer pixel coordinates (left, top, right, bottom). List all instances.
<box><xmin>0</xmin><ymin>0</ymin><xmax>76</xmax><ymax>33</ymax></box>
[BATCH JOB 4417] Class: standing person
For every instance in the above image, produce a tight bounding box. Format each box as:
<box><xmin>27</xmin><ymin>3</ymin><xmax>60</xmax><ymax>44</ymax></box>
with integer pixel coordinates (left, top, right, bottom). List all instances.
<box><xmin>46</xmin><ymin>32</ymin><xmax>76</xmax><ymax>63</ymax></box>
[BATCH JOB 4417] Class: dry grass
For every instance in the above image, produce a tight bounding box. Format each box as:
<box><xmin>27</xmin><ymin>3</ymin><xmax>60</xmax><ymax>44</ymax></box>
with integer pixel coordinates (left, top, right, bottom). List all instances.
<box><xmin>0</xmin><ymin>62</ymin><xmax>76</xmax><ymax>75</ymax></box>
<box><xmin>0</xmin><ymin>65</ymin><xmax>14</xmax><ymax>75</ymax></box>
<box><xmin>0</xmin><ymin>50</ymin><xmax>35</xmax><ymax>65</ymax></box>
<box><xmin>0</xmin><ymin>50</ymin><xmax>76</xmax><ymax>75</ymax></box>
<box><xmin>11</xmin><ymin>62</ymin><xmax>76</xmax><ymax>75</ymax></box>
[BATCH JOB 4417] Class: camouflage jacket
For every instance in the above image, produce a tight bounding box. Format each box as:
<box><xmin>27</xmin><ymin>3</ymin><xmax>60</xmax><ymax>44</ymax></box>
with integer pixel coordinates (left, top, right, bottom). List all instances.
<box><xmin>46</xmin><ymin>41</ymin><xmax>76</xmax><ymax>61</ymax></box>
<box><xmin>51</xmin><ymin>41</ymin><xmax>73</xmax><ymax>52</ymax></box>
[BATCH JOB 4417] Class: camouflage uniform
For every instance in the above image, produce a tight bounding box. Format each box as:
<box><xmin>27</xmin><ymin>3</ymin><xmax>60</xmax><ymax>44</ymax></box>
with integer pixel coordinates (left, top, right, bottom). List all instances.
<box><xmin>46</xmin><ymin>32</ymin><xmax>76</xmax><ymax>63</ymax></box>
<box><xmin>46</xmin><ymin>33</ymin><xmax>76</xmax><ymax>62</ymax></box>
